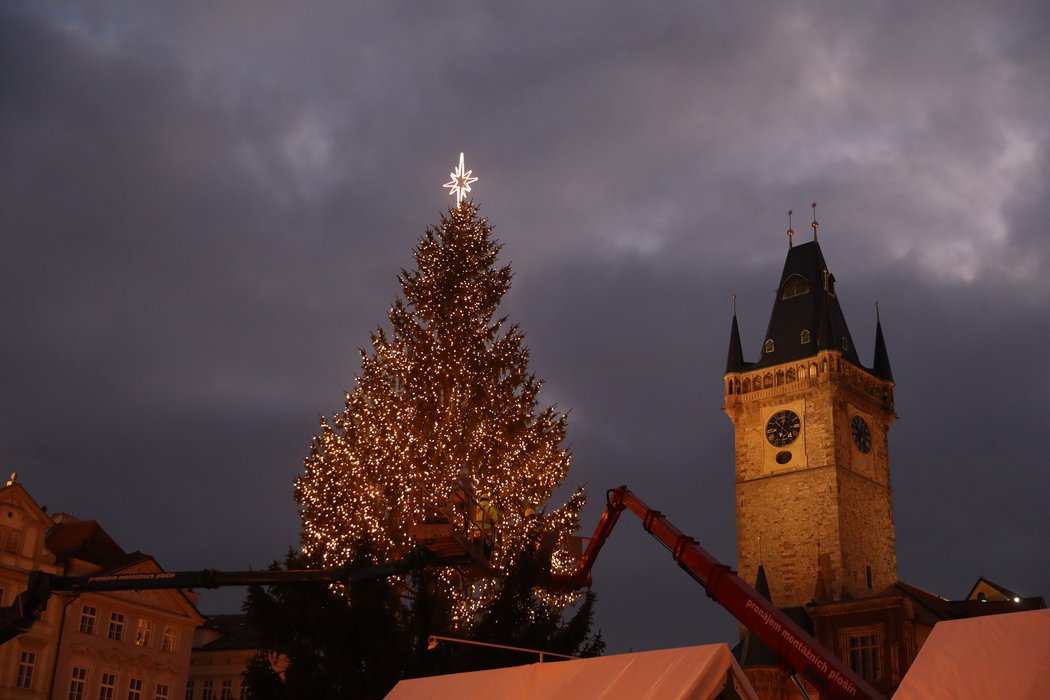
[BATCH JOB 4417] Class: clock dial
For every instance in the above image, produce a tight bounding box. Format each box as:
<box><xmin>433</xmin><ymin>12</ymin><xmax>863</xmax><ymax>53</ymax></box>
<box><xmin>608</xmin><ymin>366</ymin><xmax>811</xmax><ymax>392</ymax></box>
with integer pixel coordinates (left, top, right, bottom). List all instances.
<box><xmin>851</xmin><ymin>415</ymin><xmax>872</xmax><ymax>454</ymax></box>
<box><xmin>765</xmin><ymin>409</ymin><xmax>801</xmax><ymax>447</ymax></box>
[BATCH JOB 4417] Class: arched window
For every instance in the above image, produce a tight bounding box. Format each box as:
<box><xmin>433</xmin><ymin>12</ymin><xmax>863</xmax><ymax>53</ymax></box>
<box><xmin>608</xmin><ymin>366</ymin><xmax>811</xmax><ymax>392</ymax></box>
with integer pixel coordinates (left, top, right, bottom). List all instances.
<box><xmin>775</xmin><ymin>371</ymin><xmax>784</xmax><ymax>386</ymax></box>
<box><xmin>810</xmin><ymin>362</ymin><xmax>818</xmax><ymax>376</ymax></box>
<box><xmin>800</xmin><ymin>329</ymin><xmax>811</xmax><ymax>344</ymax></box>
<box><xmin>781</xmin><ymin>274</ymin><xmax>810</xmax><ymax>299</ymax></box>
<box><xmin>726</xmin><ymin>380</ymin><xmax>733</xmax><ymax>395</ymax></box>
<box><xmin>764</xmin><ymin>338</ymin><xmax>775</xmax><ymax>354</ymax></box>
<box><xmin>786</xmin><ymin>368</ymin><xmax>796</xmax><ymax>383</ymax></box>
<box><xmin>764</xmin><ymin>373</ymin><xmax>773</xmax><ymax>389</ymax></box>
<box><xmin>742</xmin><ymin>378</ymin><xmax>751</xmax><ymax>393</ymax></box>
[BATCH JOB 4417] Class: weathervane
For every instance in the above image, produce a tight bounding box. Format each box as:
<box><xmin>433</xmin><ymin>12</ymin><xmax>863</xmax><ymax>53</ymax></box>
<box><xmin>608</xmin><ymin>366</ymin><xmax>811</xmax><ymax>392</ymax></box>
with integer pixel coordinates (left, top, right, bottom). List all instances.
<box><xmin>787</xmin><ymin>209</ymin><xmax>795</xmax><ymax>248</ymax></box>
<box><xmin>443</xmin><ymin>152</ymin><xmax>478</xmax><ymax>207</ymax></box>
<box><xmin>811</xmin><ymin>202</ymin><xmax>819</xmax><ymax>241</ymax></box>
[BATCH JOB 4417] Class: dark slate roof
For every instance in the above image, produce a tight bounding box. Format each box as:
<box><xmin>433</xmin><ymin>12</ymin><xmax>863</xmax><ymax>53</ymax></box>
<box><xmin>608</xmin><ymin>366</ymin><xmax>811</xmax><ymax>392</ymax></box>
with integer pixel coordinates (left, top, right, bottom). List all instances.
<box><xmin>964</xmin><ymin>577</ymin><xmax>1021</xmax><ymax>602</ymax></box>
<box><xmin>873</xmin><ymin>316</ymin><xmax>893</xmax><ymax>381</ymax></box>
<box><xmin>194</xmin><ymin>614</ymin><xmax>265</xmax><ymax>652</ymax></box>
<box><xmin>734</xmin><ymin>605</ymin><xmax>813</xmax><ymax>669</ymax></box>
<box><xmin>893</xmin><ymin>580</ymin><xmax>1045</xmax><ymax>621</ymax></box>
<box><xmin>46</xmin><ymin>520</ymin><xmax>127</xmax><ymax>566</ymax></box>
<box><xmin>754</xmin><ymin>564</ymin><xmax>771</xmax><ymax>601</ymax></box>
<box><xmin>733</xmin><ymin>565</ymin><xmax>814</xmax><ymax>669</ymax></box>
<box><xmin>726</xmin><ymin>313</ymin><xmax>745</xmax><ymax>374</ymax></box>
<box><xmin>100</xmin><ymin>551</ymin><xmax>156</xmax><ymax>573</ymax></box>
<box><xmin>752</xmin><ymin>241</ymin><xmax>862</xmax><ymax>370</ymax></box>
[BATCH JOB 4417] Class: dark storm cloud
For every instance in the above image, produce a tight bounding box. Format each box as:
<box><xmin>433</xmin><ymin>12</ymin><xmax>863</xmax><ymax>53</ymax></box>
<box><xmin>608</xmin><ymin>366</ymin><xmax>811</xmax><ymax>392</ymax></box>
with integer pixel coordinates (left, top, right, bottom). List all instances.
<box><xmin>2</xmin><ymin>1</ymin><xmax>1048</xmax><ymax>652</ymax></box>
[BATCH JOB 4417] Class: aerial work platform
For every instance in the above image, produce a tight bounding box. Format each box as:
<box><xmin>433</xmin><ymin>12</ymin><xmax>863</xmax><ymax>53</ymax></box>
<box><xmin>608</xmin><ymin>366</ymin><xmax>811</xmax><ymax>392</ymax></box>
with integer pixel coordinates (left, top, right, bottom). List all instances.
<box><xmin>409</xmin><ymin>520</ymin><xmax>491</xmax><ymax>573</ymax></box>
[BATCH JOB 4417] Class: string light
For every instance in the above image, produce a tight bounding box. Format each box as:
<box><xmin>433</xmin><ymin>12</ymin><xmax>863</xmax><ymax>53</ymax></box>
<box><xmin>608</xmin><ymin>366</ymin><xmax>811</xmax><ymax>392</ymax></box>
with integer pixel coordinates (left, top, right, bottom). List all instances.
<box><xmin>295</xmin><ymin>201</ymin><xmax>583</xmax><ymax>626</ymax></box>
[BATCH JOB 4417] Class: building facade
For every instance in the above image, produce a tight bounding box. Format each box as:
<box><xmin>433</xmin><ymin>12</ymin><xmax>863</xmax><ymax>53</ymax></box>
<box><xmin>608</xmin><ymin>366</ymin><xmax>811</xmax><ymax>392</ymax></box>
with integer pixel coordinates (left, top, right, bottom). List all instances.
<box><xmin>189</xmin><ymin>614</ymin><xmax>284</xmax><ymax>700</ymax></box>
<box><xmin>0</xmin><ymin>480</ymin><xmax>65</xmax><ymax>699</ymax></box>
<box><xmin>0</xmin><ymin>479</ymin><xmax>203</xmax><ymax>700</ymax></box>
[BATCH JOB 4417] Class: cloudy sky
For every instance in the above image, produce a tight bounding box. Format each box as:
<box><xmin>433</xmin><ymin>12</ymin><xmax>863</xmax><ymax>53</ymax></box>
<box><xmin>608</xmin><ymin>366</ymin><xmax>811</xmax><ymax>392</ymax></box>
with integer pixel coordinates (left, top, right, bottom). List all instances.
<box><xmin>3</xmin><ymin>2</ymin><xmax>1048</xmax><ymax>654</ymax></box>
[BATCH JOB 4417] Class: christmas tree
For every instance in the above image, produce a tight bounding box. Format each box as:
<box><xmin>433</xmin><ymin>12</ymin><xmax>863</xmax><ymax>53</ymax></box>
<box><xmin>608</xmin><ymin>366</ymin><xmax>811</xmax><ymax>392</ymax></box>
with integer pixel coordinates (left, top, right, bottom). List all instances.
<box><xmin>295</xmin><ymin>155</ymin><xmax>585</xmax><ymax>625</ymax></box>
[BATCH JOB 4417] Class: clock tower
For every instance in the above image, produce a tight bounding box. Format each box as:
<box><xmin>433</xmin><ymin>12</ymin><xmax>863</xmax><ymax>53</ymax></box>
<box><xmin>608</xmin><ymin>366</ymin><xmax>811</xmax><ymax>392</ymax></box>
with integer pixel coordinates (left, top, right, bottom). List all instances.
<box><xmin>724</xmin><ymin>234</ymin><xmax>896</xmax><ymax>609</ymax></box>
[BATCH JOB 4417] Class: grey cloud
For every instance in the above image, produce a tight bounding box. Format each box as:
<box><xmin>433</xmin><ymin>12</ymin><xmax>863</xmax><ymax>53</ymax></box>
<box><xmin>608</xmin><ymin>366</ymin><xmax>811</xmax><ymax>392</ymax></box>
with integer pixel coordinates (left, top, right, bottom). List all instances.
<box><xmin>2</xmin><ymin>1</ymin><xmax>1048</xmax><ymax>654</ymax></box>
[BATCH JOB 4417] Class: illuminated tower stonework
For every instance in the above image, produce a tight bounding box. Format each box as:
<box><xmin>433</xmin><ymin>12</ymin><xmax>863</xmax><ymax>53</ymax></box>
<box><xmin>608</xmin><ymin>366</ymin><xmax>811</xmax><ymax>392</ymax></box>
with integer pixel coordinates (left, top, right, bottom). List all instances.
<box><xmin>724</xmin><ymin>236</ymin><xmax>897</xmax><ymax>609</ymax></box>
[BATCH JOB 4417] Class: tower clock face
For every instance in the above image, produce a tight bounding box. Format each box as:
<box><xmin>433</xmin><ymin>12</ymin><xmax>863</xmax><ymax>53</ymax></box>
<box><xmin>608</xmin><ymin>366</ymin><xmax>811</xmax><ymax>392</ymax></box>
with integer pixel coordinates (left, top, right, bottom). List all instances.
<box><xmin>851</xmin><ymin>415</ymin><xmax>872</xmax><ymax>454</ymax></box>
<box><xmin>765</xmin><ymin>409</ymin><xmax>801</xmax><ymax>447</ymax></box>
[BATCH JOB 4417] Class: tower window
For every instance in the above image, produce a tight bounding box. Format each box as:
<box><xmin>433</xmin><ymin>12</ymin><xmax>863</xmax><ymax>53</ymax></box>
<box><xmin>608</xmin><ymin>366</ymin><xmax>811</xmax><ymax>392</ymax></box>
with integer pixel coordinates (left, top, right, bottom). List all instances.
<box><xmin>764</xmin><ymin>339</ymin><xmax>775</xmax><ymax>354</ymax></box>
<box><xmin>800</xmin><ymin>329</ymin><xmax>811</xmax><ymax>344</ymax></box>
<box><xmin>847</xmin><ymin>630</ymin><xmax>882</xmax><ymax>681</ymax></box>
<box><xmin>781</xmin><ymin>274</ymin><xmax>810</xmax><ymax>299</ymax></box>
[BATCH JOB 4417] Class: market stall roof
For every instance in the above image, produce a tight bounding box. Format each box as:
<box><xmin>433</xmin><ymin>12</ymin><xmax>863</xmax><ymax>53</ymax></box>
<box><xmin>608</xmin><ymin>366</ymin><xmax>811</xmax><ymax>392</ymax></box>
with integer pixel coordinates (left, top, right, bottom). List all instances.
<box><xmin>895</xmin><ymin>609</ymin><xmax>1050</xmax><ymax>700</ymax></box>
<box><xmin>385</xmin><ymin>643</ymin><xmax>758</xmax><ymax>700</ymax></box>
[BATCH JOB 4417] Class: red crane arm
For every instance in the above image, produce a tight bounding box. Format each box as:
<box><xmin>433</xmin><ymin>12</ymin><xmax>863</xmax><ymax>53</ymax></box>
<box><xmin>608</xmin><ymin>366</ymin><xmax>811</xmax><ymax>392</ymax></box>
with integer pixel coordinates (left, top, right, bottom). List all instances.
<box><xmin>551</xmin><ymin>486</ymin><xmax>884</xmax><ymax>700</ymax></box>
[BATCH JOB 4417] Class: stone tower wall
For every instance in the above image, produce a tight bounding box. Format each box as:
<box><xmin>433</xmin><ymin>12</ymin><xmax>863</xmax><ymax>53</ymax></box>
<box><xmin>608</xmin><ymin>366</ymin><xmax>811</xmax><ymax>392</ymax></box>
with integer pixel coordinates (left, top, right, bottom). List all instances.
<box><xmin>726</xmin><ymin>350</ymin><xmax>896</xmax><ymax>608</ymax></box>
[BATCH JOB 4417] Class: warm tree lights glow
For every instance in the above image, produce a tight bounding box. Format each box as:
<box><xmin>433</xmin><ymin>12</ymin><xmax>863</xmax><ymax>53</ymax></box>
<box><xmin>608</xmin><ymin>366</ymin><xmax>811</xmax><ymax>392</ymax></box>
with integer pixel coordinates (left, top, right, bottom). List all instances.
<box><xmin>295</xmin><ymin>201</ymin><xmax>583</xmax><ymax>625</ymax></box>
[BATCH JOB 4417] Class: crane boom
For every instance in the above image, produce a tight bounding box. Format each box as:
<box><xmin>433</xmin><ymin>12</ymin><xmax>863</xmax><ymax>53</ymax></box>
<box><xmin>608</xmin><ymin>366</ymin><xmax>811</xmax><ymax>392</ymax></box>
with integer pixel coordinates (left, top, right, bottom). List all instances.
<box><xmin>0</xmin><ymin>546</ymin><xmax>461</xmax><ymax>645</ymax></box>
<box><xmin>550</xmin><ymin>486</ymin><xmax>884</xmax><ymax>700</ymax></box>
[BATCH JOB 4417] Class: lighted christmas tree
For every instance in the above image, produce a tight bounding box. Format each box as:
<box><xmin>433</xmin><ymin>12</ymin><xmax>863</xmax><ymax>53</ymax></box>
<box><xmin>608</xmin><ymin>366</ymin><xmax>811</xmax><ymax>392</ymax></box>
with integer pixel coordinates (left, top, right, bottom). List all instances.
<box><xmin>295</xmin><ymin>154</ymin><xmax>585</xmax><ymax>625</ymax></box>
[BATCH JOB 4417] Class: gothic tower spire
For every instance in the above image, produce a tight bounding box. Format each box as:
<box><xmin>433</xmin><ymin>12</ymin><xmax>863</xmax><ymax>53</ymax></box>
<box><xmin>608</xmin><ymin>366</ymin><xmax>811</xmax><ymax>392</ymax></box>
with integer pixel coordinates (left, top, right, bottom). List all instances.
<box><xmin>724</xmin><ymin>218</ymin><xmax>897</xmax><ymax>609</ymax></box>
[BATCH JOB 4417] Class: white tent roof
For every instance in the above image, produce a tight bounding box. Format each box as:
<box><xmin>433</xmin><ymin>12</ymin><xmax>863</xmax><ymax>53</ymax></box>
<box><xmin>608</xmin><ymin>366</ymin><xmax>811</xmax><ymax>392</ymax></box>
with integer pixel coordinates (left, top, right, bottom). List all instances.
<box><xmin>385</xmin><ymin>643</ymin><xmax>758</xmax><ymax>700</ymax></box>
<box><xmin>894</xmin><ymin>609</ymin><xmax>1050</xmax><ymax>700</ymax></box>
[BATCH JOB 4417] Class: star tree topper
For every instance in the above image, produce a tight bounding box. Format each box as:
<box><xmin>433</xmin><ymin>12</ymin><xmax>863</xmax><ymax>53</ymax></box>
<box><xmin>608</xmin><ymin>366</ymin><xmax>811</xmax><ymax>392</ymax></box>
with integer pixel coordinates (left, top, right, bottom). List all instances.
<box><xmin>443</xmin><ymin>152</ymin><xmax>478</xmax><ymax>206</ymax></box>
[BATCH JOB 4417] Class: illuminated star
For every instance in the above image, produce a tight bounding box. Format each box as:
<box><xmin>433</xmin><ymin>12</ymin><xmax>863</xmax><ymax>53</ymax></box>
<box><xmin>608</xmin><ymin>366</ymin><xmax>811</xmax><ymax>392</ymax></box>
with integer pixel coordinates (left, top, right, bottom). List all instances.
<box><xmin>443</xmin><ymin>152</ymin><xmax>478</xmax><ymax>206</ymax></box>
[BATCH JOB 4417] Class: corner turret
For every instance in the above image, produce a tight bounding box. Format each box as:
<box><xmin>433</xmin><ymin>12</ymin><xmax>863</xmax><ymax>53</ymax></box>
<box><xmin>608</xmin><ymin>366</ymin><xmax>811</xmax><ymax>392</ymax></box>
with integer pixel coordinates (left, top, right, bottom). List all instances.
<box><xmin>726</xmin><ymin>312</ymin><xmax>745</xmax><ymax>374</ymax></box>
<box><xmin>873</xmin><ymin>306</ymin><xmax>893</xmax><ymax>382</ymax></box>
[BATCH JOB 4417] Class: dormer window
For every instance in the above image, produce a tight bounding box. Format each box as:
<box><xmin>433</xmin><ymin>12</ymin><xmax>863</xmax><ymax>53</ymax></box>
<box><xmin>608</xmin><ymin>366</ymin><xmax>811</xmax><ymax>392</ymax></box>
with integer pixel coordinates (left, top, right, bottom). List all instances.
<box><xmin>781</xmin><ymin>274</ymin><xmax>810</xmax><ymax>299</ymax></box>
<box><xmin>764</xmin><ymin>339</ymin><xmax>775</xmax><ymax>354</ymax></box>
<box><xmin>823</xmin><ymin>269</ymin><xmax>837</xmax><ymax>296</ymax></box>
<box><xmin>800</xmin><ymin>329</ymin><xmax>811</xmax><ymax>344</ymax></box>
<box><xmin>842</xmin><ymin>336</ymin><xmax>850</xmax><ymax>352</ymax></box>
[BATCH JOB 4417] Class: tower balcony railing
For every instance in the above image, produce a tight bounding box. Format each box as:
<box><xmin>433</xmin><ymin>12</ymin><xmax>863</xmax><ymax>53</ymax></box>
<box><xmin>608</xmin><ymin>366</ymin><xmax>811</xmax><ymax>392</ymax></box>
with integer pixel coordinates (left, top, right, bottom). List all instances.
<box><xmin>725</xmin><ymin>351</ymin><xmax>894</xmax><ymax>407</ymax></box>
